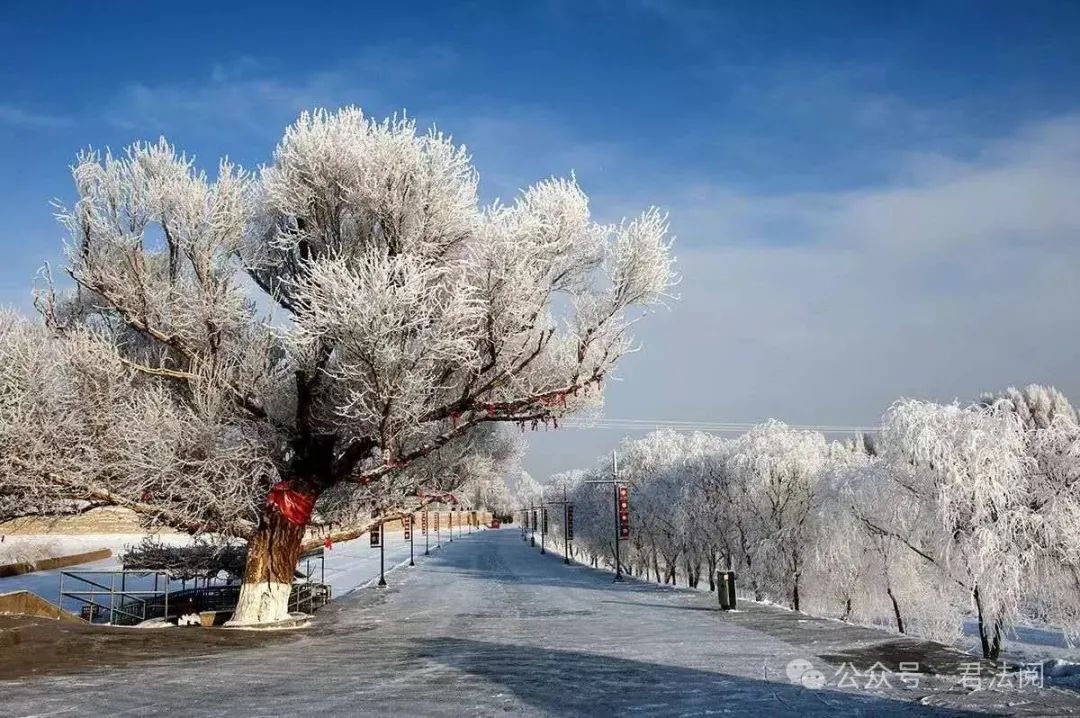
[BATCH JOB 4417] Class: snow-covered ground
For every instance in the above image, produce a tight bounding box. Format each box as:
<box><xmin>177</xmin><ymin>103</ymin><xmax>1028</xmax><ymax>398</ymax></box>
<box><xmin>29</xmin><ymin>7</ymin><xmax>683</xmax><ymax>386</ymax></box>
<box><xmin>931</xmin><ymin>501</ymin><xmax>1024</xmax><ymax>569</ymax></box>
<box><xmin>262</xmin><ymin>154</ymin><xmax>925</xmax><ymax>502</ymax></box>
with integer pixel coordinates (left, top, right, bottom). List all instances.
<box><xmin>4</xmin><ymin>528</ymin><xmax>1078</xmax><ymax>716</ymax></box>
<box><xmin>320</xmin><ymin>523</ymin><xmax>478</xmax><ymax>597</ymax></box>
<box><xmin>529</xmin><ymin>530</ymin><xmax>1080</xmax><ymax>684</ymax></box>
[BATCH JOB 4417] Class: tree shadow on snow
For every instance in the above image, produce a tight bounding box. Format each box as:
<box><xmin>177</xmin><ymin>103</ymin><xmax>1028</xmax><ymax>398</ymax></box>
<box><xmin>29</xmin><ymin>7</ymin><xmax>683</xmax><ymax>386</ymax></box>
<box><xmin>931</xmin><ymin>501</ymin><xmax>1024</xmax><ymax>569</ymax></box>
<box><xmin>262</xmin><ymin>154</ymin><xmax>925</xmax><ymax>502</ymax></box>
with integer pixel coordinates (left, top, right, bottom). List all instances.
<box><xmin>421</xmin><ymin>637</ymin><xmax>982</xmax><ymax>717</ymax></box>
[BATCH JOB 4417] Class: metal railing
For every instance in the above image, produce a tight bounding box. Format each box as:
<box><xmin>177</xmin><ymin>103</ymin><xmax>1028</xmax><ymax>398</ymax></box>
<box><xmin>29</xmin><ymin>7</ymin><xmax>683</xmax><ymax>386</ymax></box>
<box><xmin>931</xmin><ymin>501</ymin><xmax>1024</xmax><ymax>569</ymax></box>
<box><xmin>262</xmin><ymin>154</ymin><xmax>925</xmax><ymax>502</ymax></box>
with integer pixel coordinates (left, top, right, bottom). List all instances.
<box><xmin>289</xmin><ymin>582</ymin><xmax>331</xmax><ymax>615</ymax></box>
<box><xmin>59</xmin><ymin>569</ymin><xmax>171</xmax><ymax>625</ymax></box>
<box><xmin>60</xmin><ymin>569</ymin><xmax>332</xmax><ymax>626</ymax></box>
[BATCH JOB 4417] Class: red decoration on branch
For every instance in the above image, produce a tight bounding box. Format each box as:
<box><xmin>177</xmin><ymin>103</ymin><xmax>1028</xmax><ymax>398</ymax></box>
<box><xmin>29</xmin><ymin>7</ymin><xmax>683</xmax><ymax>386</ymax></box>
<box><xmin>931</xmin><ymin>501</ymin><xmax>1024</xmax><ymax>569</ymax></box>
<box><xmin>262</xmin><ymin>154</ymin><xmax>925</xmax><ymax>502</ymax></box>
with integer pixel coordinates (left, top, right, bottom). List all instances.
<box><xmin>450</xmin><ymin>410</ymin><xmax>462</xmax><ymax>429</ymax></box>
<box><xmin>323</xmin><ymin>537</ymin><xmax>333</xmax><ymax>550</ymax></box>
<box><xmin>266</xmin><ymin>481</ymin><xmax>316</xmax><ymax>526</ymax></box>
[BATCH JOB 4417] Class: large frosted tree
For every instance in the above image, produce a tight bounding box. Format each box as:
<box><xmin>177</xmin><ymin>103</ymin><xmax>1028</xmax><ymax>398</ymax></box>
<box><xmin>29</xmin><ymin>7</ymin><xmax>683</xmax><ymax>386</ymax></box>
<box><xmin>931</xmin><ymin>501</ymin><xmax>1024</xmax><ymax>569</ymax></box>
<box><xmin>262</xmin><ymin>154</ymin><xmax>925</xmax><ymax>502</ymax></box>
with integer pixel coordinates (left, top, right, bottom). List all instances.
<box><xmin>0</xmin><ymin>107</ymin><xmax>676</xmax><ymax>624</ymax></box>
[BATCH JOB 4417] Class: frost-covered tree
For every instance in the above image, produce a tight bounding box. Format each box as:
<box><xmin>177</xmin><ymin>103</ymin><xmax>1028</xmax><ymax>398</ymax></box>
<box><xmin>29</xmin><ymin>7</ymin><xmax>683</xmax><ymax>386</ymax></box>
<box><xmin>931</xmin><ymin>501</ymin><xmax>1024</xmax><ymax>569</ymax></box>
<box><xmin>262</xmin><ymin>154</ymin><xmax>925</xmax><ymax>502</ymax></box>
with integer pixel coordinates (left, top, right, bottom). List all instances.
<box><xmin>980</xmin><ymin>384</ymin><xmax>1079</xmax><ymax>430</ymax></box>
<box><xmin>983</xmin><ymin>385</ymin><xmax>1080</xmax><ymax>642</ymax></box>
<box><xmin>555</xmin><ymin>389</ymin><xmax>1080</xmax><ymax>658</ymax></box>
<box><xmin>860</xmin><ymin>400</ymin><xmax>1032</xmax><ymax>659</ymax></box>
<box><xmin>1</xmin><ymin>107</ymin><xmax>676</xmax><ymax>624</ymax></box>
<box><xmin>726</xmin><ymin>421</ymin><xmax>831</xmax><ymax>610</ymax></box>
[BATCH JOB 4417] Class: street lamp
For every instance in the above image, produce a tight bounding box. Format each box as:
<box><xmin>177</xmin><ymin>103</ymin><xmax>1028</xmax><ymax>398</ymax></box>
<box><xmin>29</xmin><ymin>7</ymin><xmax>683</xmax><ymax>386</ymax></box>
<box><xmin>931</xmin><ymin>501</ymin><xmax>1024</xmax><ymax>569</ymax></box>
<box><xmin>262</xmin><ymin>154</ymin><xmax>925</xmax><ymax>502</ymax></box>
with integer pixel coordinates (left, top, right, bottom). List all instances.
<box><xmin>424</xmin><ymin>508</ymin><xmax>430</xmax><ymax>556</ymax></box>
<box><xmin>376</xmin><ymin>520</ymin><xmax>387</xmax><ymax>587</ymax></box>
<box><xmin>546</xmin><ymin>485</ymin><xmax>573</xmax><ymax>565</ymax></box>
<box><xmin>584</xmin><ymin>451</ymin><xmax>627</xmax><ymax>583</ymax></box>
<box><xmin>408</xmin><ymin>513</ymin><xmax>415</xmax><ymax>567</ymax></box>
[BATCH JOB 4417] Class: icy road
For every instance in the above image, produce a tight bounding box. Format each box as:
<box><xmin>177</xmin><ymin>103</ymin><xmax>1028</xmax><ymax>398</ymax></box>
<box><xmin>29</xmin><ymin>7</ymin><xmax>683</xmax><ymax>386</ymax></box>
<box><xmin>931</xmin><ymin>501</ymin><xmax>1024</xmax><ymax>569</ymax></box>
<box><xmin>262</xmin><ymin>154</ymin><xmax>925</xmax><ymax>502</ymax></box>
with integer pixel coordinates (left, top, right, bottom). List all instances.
<box><xmin>3</xmin><ymin>528</ymin><xmax>1078</xmax><ymax>717</ymax></box>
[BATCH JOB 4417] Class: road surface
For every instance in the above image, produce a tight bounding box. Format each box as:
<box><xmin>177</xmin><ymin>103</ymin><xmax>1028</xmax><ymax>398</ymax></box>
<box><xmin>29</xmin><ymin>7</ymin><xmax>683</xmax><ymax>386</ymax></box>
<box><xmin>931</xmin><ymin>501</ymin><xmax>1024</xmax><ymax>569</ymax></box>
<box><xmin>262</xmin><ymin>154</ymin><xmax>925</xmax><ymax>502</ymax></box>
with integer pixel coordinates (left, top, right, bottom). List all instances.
<box><xmin>2</xmin><ymin>528</ymin><xmax>1078</xmax><ymax>716</ymax></box>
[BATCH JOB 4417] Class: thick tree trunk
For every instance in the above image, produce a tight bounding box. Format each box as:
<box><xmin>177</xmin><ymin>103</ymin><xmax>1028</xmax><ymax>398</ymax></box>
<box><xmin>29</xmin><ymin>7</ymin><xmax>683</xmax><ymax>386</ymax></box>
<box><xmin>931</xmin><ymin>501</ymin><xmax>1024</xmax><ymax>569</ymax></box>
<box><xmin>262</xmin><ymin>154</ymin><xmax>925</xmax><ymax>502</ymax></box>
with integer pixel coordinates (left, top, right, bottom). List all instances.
<box><xmin>229</xmin><ymin>508</ymin><xmax>308</xmax><ymax>626</ymax></box>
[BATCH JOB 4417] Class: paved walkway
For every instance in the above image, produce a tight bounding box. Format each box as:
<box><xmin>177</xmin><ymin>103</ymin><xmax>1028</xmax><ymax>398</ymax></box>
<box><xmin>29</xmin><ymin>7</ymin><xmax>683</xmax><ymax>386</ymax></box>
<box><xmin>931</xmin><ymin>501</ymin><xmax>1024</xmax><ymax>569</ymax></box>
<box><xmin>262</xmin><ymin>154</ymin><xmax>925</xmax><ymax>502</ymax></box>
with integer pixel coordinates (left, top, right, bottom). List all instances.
<box><xmin>2</xmin><ymin>528</ymin><xmax>1078</xmax><ymax>716</ymax></box>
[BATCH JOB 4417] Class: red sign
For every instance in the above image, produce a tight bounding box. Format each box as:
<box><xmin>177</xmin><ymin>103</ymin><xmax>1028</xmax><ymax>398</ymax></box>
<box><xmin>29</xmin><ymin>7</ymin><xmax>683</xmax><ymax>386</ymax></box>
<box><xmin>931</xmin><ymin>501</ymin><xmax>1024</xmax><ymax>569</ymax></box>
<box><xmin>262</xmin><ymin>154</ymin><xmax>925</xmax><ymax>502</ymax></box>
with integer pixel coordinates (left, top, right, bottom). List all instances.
<box><xmin>617</xmin><ymin>485</ymin><xmax>630</xmax><ymax>539</ymax></box>
<box><xmin>403</xmin><ymin>516</ymin><xmax>412</xmax><ymax>540</ymax></box>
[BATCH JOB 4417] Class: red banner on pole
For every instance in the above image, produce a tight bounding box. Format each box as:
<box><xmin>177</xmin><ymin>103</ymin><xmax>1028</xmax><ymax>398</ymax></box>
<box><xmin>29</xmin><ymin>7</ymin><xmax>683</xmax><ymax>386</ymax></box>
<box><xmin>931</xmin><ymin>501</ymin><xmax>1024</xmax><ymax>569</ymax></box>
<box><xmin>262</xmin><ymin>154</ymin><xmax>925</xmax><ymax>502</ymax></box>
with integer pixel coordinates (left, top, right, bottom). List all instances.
<box><xmin>617</xmin><ymin>485</ymin><xmax>630</xmax><ymax>539</ymax></box>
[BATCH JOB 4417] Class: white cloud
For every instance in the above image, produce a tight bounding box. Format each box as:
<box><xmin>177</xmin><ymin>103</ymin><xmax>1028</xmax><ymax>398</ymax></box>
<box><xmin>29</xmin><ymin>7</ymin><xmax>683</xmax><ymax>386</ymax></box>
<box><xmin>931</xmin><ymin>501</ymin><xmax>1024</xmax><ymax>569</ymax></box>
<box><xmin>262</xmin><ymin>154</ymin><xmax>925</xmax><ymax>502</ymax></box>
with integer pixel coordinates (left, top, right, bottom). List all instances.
<box><xmin>0</xmin><ymin>104</ymin><xmax>69</xmax><ymax>129</ymax></box>
<box><xmin>524</xmin><ymin>114</ymin><xmax>1080</xmax><ymax>480</ymax></box>
<box><xmin>86</xmin><ymin>59</ymin><xmax>1080</xmax><ymax>481</ymax></box>
<box><xmin>105</xmin><ymin>46</ymin><xmax>461</xmax><ymax>141</ymax></box>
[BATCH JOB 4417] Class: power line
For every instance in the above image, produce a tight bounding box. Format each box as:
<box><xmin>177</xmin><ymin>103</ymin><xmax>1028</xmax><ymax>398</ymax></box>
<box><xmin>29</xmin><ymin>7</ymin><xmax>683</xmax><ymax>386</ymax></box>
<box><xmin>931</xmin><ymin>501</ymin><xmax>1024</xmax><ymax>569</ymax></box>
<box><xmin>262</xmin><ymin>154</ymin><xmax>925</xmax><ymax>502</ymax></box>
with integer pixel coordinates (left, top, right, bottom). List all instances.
<box><xmin>556</xmin><ymin>417</ymin><xmax>881</xmax><ymax>433</ymax></box>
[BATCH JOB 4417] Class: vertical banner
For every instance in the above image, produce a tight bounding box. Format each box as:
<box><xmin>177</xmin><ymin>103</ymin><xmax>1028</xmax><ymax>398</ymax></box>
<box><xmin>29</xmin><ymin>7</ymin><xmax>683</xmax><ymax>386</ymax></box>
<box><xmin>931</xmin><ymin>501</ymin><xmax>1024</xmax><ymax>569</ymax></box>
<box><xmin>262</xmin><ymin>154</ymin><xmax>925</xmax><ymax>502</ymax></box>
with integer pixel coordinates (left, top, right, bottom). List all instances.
<box><xmin>567</xmin><ymin>504</ymin><xmax>575</xmax><ymax>541</ymax></box>
<box><xmin>421</xmin><ymin>511</ymin><xmax>428</xmax><ymax>535</ymax></box>
<box><xmin>541</xmin><ymin>507</ymin><xmax>548</xmax><ymax>533</ymax></box>
<box><xmin>370</xmin><ymin>522</ymin><xmax>382</xmax><ymax>547</ymax></box>
<box><xmin>435</xmin><ymin>511</ymin><xmax>440</xmax><ymax>532</ymax></box>
<box><xmin>617</xmin><ymin>485</ymin><xmax>630</xmax><ymax>539</ymax></box>
<box><xmin>531</xmin><ymin>509</ymin><xmax>537</xmax><ymax>531</ymax></box>
<box><xmin>403</xmin><ymin>515</ymin><xmax>412</xmax><ymax>540</ymax></box>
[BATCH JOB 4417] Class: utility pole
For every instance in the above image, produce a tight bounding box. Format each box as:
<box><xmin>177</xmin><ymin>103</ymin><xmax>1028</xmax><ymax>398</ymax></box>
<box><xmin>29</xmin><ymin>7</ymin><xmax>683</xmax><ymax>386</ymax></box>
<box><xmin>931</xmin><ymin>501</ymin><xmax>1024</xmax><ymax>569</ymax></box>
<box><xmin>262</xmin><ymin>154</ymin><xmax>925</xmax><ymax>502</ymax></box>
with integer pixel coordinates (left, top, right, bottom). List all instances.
<box><xmin>546</xmin><ymin>485</ymin><xmax>572</xmax><ymax>565</ymax></box>
<box><xmin>540</xmin><ymin>502</ymin><xmax>546</xmax><ymax>554</ymax></box>
<box><xmin>584</xmin><ymin>450</ymin><xmax>626</xmax><ymax>582</ymax></box>
<box><xmin>424</xmin><ymin>509</ymin><xmax>430</xmax><ymax>556</ymax></box>
<box><xmin>377</xmin><ymin>519</ymin><xmax>387</xmax><ymax>587</ymax></box>
<box><xmin>408</xmin><ymin>513</ymin><xmax>415</xmax><ymax>567</ymax></box>
<box><xmin>564</xmin><ymin>485</ymin><xmax>572</xmax><ymax>564</ymax></box>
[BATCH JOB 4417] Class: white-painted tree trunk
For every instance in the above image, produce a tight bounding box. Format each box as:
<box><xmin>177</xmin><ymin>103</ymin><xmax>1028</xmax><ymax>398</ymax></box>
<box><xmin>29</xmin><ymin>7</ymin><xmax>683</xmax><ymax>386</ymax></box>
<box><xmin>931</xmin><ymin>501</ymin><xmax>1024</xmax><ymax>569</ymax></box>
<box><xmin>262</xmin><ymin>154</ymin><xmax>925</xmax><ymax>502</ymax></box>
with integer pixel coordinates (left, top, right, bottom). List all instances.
<box><xmin>229</xmin><ymin>581</ymin><xmax>293</xmax><ymax>625</ymax></box>
<box><xmin>225</xmin><ymin>508</ymin><xmax>306</xmax><ymax>626</ymax></box>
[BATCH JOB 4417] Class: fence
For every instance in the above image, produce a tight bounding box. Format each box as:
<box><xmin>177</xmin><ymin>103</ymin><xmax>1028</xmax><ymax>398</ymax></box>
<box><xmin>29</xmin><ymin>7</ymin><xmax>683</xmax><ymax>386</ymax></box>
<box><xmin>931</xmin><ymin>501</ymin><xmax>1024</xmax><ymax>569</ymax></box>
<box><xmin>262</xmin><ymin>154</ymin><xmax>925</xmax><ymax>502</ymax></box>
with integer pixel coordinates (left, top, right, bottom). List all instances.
<box><xmin>60</xmin><ymin>569</ymin><xmax>331</xmax><ymax>626</ymax></box>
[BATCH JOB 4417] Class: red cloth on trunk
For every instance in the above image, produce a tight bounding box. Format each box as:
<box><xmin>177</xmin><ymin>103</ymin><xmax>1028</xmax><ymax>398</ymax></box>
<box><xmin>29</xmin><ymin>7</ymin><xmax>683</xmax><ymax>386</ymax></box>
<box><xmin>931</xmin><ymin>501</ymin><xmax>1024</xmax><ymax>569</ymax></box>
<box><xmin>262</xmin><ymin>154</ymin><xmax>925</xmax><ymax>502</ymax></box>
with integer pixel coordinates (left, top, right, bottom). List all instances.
<box><xmin>266</xmin><ymin>482</ymin><xmax>315</xmax><ymax>525</ymax></box>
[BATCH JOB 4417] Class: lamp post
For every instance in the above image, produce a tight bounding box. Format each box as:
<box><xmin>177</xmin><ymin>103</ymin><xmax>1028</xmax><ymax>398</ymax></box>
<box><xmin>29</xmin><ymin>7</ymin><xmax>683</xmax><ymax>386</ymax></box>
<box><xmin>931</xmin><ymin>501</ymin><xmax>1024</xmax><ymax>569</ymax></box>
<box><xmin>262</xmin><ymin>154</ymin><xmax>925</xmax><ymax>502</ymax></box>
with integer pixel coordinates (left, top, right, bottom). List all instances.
<box><xmin>408</xmin><ymin>513</ymin><xmax>415</xmax><ymax>567</ymax></box>
<box><xmin>424</xmin><ymin>509</ymin><xmax>430</xmax><ymax>556</ymax></box>
<box><xmin>540</xmin><ymin>504</ymin><xmax>547</xmax><ymax>555</ymax></box>
<box><xmin>377</xmin><ymin>520</ymin><xmax>387</xmax><ymax>587</ymax></box>
<box><xmin>529</xmin><ymin>504</ymin><xmax>536</xmax><ymax>547</ymax></box>
<box><xmin>546</xmin><ymin>485</ymin><xmax>572</xmax><ymax>565</ymax></box>
<box><xmin>584</xmin><ymin>451</ymin><xmax>627</xmax><ymax>583</ymax></box>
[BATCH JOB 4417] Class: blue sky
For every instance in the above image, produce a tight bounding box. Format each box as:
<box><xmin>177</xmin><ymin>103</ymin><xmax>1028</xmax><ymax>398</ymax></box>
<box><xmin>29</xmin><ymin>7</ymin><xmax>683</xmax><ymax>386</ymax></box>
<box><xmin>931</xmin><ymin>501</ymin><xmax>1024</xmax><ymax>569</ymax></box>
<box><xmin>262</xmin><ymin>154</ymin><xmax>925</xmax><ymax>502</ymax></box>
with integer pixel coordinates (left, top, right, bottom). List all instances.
<box><xmin>3</xmin><ymin>1</ymin><xmax>1080</xmax><ymax>478</ymax></box>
